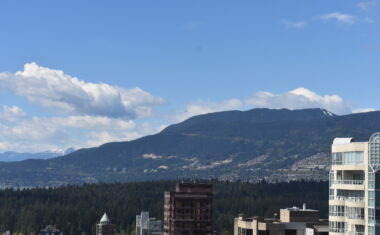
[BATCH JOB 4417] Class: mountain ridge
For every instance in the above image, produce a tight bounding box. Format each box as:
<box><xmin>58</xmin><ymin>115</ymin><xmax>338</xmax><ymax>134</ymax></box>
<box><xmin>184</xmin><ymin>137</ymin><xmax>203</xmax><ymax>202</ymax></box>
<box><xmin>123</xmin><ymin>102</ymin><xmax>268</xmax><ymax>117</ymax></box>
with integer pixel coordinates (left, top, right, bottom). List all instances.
<box><xmin>0</xmin><ymin>108</ymin><xmax>379</xmax><ymax>188</ymax></box>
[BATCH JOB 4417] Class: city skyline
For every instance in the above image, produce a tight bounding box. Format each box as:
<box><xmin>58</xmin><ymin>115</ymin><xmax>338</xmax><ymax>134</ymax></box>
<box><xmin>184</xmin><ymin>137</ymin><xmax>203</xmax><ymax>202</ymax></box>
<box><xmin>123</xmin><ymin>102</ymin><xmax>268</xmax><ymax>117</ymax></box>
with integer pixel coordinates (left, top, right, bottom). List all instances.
<box><xmin>0</xmin><ymin>0</ymin><xmax>379</xmax><ymax>152</ymax></box>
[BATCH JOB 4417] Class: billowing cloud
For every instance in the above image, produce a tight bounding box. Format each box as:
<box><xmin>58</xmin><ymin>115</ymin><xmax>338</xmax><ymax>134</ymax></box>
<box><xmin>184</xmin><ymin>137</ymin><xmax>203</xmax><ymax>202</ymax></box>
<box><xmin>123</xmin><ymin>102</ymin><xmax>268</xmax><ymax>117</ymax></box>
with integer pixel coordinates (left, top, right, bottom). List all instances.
<box><xmin>0</xmin><ymin>63</ymin><xmax>165</xmax><ymax>119</ymax></box>
<box><xmin>176</xmin><ymin>98</ymin><xmax>243</xmax><ymax>122</ymax></box>
<box><xmin>318</xmin><ymin>12</ymin><xmax>356</xmax><ymax>24</ymax></box>
<box><xmin>245</xmin><ymin>88</ymin><xmax>351</xmax><ymax>114</ymax></box>
<box><xmin>282</xmin><ymin>20</ymin><xmax>307</xmax><ymax>30</ymax></box>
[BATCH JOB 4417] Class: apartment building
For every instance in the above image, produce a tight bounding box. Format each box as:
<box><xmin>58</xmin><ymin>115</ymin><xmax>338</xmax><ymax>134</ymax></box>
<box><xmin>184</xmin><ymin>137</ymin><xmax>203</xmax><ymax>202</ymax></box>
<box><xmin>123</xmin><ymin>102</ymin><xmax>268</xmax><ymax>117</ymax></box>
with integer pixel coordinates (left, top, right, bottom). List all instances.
<box><xmin>234</xmin><ymin>205</ymin><xmax>328</xmax><ymax>235</ymax></box>
<box><xmin>329</xmin><ymin>133</ymin><xmax>380</xmax><ymax>235</ymax></box>
<box><xmin>164</xmin><ymin>183</ymin><xmax>213</xmax><ymax>235</ymax></box>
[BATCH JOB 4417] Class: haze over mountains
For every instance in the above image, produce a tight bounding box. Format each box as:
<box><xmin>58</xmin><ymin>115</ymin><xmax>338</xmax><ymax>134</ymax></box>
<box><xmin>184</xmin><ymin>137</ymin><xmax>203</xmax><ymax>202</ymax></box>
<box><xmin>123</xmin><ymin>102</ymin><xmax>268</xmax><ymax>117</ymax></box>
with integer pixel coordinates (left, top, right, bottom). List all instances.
<box><xmin>1</xmin><ymin>108</ymin><xmax>379</xmax><ymax>188</ymax></box>
<box><xmin>0</xmin><ymin>148</ymin><xmax>75</xmax><ymax>162</ymax></box>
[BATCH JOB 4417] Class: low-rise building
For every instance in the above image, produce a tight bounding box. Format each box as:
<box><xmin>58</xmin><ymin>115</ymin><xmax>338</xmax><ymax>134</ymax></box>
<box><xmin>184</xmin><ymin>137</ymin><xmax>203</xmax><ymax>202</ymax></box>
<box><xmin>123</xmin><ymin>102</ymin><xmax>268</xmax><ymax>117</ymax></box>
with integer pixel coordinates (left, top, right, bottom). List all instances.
<box><xmin>136</xmin><ymin>211</ymin><xmax>163</xmax><ymax>235</ymax></box>
<box><xmin>39</xmin><ymin>225</ymin><xmax>62</xmax><ymax>235</ymax></box>
<box><xmin>234</xmin><ymin>205</ymin><xmax>328</xmax><ymax>235</ymax></box>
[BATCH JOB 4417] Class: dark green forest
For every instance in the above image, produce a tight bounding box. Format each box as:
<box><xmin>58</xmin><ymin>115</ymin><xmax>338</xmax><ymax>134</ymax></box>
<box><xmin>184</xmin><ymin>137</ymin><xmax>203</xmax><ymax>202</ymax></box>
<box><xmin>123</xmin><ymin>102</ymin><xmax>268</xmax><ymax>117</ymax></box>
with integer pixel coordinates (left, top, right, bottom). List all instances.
<box><xmin>0</xmin><ymin>180</ymin><xmax>328</xmax><ymax>235</ymax></box>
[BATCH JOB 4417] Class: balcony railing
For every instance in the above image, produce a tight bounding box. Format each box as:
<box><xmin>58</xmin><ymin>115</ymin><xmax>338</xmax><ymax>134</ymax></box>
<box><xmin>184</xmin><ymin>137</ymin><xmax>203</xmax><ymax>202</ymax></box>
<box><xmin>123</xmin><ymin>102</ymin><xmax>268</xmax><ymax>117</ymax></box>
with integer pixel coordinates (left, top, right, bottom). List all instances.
<box><xmin>332</xmin><ymin>160</ymin><xmax>364</xmax><ymax>166</ymax></box>
<box><xmin>330</xmin><ymin>228</ymin><xmax>346</xmax><ymax>233</ymax></box>
<box><xmin>347</xmin><ymin>197</ymin><xmax>365</xmax><ymax>202</ymax></box>
<box><xmin>329</xmin><ymin>196</ymin><xmax>364</xmax><ymax>202</ymax></box>
<box><xmin>348</xmin><ymin>232</ymin><xmax>364</xmax><ymax>235</ymax></box>
<box><xmin>332</xmin><ymin>180</ymin><xmax>364</xmax><ymax>185</ymax></box>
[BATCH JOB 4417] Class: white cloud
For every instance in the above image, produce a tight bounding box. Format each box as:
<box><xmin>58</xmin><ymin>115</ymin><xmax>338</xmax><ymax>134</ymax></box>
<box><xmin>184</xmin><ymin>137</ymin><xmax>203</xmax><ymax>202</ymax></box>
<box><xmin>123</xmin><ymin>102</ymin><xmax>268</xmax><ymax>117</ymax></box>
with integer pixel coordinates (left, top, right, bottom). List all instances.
<box><xmin>0</xmin><ymin>105</ymin><xmax>26</xmax><ymax>123</ymax></box>
<box><xmin>358</xmin><ymin>1</ymin><xmax>376</xmax><ymax>10</ymax></box>
<box><xmin>0</xmin><ymin>63</ymin><xmax>165</xmax><ymax>119</ymax></box>
<box><xmin>50</xmin><ymin>115</ymin><xmax>136</xmax><ymax>130</ymax></box>
<box><xmin>352</xmin><ymin>108</ymin><xmax>376</xmax><ymax>113</ymax></box>
<box><xmin>282</xmin><ymin>20</ymin><xmax>307</xmax><ymax>30</ymax></box>
<box><xmin>85</xmin><ymin>122</ymin><xmax>160</xmax><ymax>147</ymax></box>
<box><xmin>176</xmin><ymin>98</ymin><xmax>243</xmax><ymax>122</ymax></box>
<box><xmin>318</xmin><ymin>12</ymin><xmax>356</xmax><ymax>24</ymax></box>
<box><xmin>0</xmin><ymin>114</ymin><xmax>160</xmax><ymax>152</ymax></box>
<box><xmin>0</xmin><ymin>142</ymin><xmax>9</xmax><ymax>151</ymax></box>
<box><xmin>245</xmin><ymin>87</ymin><xmax>351</xmax><ymax>115</ymax></box>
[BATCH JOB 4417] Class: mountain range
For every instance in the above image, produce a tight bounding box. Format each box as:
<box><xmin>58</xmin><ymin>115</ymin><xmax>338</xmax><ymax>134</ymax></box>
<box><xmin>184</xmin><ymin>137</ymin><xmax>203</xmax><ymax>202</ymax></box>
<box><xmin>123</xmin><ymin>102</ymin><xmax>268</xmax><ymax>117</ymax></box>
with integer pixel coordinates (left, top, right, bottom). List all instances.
<box><xmin>1</xmin><ymin>108</ymin><xmax>380</xmax><ymax>188</ymax></box>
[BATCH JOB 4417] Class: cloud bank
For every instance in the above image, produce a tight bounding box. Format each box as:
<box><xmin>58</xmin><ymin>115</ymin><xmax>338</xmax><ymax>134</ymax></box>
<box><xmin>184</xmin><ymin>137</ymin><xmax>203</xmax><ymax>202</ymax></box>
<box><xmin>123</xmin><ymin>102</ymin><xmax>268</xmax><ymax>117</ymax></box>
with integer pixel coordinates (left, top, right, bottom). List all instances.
<box><xmin>0</xmin><ymin>63</ymin><xmax>375</xmax><ymax>152</ymax></box>
<box><xmin>246</xmin><ymin>88</ymin><xmax>352</xmax><ymax>115</ymax></box>
<box><xmin>0</xmin><ymin>63</ymin><xmax>165</xmax><ymax>119</ymax></box>
<box><xmin>0</xmin><ymin>63</ymin><xmax>166</xmax><ymax>152</ymax></box>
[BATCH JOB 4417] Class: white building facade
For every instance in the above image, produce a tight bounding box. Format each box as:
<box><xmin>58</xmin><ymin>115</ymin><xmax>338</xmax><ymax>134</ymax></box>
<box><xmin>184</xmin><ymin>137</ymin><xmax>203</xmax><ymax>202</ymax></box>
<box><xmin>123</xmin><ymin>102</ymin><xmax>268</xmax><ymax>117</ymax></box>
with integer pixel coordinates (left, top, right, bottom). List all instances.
<box><xmin>329</xmin><ymin>133</ymin><xmax>380</xmax><ymax>235</ymax></box>
<box><xmin>136</xmin><ymin>211</ymin><xmax>163</xmax><ymax>235</ymax></box>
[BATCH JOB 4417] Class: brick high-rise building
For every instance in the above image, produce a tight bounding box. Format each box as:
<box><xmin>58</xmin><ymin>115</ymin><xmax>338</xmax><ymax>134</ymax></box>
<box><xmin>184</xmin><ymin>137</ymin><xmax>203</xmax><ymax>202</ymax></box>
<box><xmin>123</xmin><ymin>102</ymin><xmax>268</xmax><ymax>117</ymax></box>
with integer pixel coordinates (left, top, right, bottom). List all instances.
<box><xmin>164</xmin><ymin>183</ymin><xmax>213</xmax><ymax>235</ymax></box>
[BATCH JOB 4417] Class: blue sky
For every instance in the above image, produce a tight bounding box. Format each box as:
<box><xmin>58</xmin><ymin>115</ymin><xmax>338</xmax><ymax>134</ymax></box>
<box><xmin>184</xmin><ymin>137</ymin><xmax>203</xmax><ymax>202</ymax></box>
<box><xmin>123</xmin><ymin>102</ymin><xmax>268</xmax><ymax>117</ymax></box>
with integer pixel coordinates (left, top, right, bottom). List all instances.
<box><xmin>0</xmin><ymin>0</ymin><xmax>379</xmax><ymax>152</ymax></box>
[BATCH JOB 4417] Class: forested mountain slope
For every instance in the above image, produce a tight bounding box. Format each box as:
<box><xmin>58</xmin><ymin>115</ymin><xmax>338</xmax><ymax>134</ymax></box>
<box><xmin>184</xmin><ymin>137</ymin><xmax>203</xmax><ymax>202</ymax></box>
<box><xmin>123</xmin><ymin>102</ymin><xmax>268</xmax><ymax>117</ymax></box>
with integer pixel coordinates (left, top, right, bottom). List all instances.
<box><xmin>1</xmin><ymin>108</ymin><xmax>379</xmax><ymax>187</ymax></box>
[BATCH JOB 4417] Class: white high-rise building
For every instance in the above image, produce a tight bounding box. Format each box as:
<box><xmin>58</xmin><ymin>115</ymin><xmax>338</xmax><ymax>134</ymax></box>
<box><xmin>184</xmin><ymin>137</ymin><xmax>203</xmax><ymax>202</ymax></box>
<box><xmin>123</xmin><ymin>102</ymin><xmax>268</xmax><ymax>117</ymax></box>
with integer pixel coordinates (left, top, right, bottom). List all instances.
<box><xmin>329</xmin><ymin>133</ymin><xmax>380</xmax><ymax>235</ymax></box>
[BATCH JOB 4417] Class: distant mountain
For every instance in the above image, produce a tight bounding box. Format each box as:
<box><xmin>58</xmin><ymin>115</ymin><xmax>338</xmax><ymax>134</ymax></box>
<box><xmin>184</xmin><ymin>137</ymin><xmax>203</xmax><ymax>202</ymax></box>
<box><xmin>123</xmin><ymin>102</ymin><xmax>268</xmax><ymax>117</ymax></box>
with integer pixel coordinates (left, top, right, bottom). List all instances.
<box><xmin>0</xmin><ymin>148</ymin><xmax>75</xmax><ymax>162</ymax></box>
<box><xmin>0</xmin><ymin>108</ymin><xmax>379</xmax><ymax>188</ymax></box>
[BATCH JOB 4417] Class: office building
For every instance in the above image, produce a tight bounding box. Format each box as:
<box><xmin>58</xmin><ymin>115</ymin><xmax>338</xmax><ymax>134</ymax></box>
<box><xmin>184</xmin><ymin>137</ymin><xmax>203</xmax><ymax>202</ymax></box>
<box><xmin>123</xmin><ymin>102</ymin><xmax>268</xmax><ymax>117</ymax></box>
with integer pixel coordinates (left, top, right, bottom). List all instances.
<box><xmin>96</xmin><ymin>213</ymin><xmax>116</xmax><ymax>235</ymax></box>
<box><xmin>136</xmin><ymin>211</ymin><xmax>163</xmax><ymax>235</ymax></box>
<box><xmin>234</xmin><ymin>205</ymin><xmax>328</xmax><ymax>235</ymax></box>
<box><xmin>164</xmin><ymin>183</ymin><xmax>213</xmax><ymax>235</ymax></box>
<box><xmin>329</xmin><ymin>133</ymin><xmax>380</xmax><ymax>235</ymax></box>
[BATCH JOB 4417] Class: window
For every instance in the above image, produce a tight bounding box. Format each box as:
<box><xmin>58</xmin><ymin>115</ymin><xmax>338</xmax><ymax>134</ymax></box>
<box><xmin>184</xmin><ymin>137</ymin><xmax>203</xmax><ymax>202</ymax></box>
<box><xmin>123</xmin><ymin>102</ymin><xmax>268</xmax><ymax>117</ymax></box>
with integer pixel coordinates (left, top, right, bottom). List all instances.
<box><xmin>369</xmin><ymin>172</ymin><xmax>375</xmax><ymax>189</ymax></box>
<box><xmin>329</xmin><ymin>205</ymin><xmax>345</xmax><ymax>216</ymax></box>
<box><xmin>329</xmin><ymin>221</ymin><xmax>346</xmax><ymax>233</ymax></box>
<box><xmin>332</xmin><ymin>152</ymin><xmax>364</xmax><ymax>165</ymax></box>
<box><xmin>330</xmin><ymin>171</ymin><xmax>334</xmax><ymax>187</ymax></box>
<box><xmin>369</xmin><ymin>208</ymin><xmax>375</xmax><ymax>224</ymax></box>
<box><xmin>369</xmin><ymin>191</ymin><xmax>375</xmax><ymax>207</ymax></box>
<box><xmin>368</xmin><ymin>226</ymin><xmax>375</xmax><ymax>235</ymax></box>
<box><xmin>369</xmin><ymin>133</ymin><xmax>380</xmax><ymax>165</ymax></box>
<box><xmin>329</xmin><ymin>189</ymin><xmax>335</xmax><ymax>200</ymax></box>
<box><xmin>346</xmin><ymin>207</ymin><xmax>364</xmax><ymax>219</ymax></box>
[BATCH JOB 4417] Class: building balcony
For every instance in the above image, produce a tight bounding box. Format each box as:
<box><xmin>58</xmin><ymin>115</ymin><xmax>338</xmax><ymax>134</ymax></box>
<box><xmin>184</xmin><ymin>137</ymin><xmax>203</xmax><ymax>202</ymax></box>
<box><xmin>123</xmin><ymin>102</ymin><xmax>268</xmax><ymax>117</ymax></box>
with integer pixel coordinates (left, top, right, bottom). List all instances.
<box><xmin>331</xmin><ymin>180</ymin><xmax>365</xmax><ymax>190</ymax></box>
<box><xmin>348</xmin><ymin>232</ymin><xmax>364</xmax><ymax>235</ymax></box>
<box><xmin>329</xmin><ymin>196</ymin><xmax>364</xmax><ymax>202</ymax></box>
<box><xmin>333</xmin><ymin>180</ymin><xmax>364</xmax><ymax>185</ymax></box>
<box><xmin>329</xmin><ymin>229</ymin><xmax>346</xmax><ymax>233</ymax></box>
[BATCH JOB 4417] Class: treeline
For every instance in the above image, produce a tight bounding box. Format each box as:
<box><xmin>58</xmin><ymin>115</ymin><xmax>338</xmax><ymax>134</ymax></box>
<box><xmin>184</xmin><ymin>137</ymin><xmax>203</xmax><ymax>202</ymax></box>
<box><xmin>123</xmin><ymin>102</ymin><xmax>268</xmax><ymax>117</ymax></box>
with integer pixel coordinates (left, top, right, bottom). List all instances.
<box><xmin>0</xmin><ymin>180</ymin><xmax>328</xmax><ymax>235</ymax></box>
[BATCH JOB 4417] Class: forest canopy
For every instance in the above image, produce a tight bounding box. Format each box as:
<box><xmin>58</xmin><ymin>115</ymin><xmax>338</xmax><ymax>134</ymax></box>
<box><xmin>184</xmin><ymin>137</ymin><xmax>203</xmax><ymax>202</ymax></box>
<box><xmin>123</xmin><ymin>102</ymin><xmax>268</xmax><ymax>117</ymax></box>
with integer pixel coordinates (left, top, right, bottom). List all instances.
<box><xmin>0</xmin><ymin>180</ymin><xmax>328</xmax><ymax>235</ymax></box>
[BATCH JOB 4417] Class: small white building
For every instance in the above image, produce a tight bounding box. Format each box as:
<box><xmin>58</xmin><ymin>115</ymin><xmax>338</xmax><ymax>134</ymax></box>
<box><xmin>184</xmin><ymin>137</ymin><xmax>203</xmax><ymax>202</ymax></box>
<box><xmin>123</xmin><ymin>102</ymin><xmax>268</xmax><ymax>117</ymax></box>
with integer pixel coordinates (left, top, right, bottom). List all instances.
<box><xmin>136</xmin><ymin>211</ymin><xmax>163</xmax><ymax>235</ymax></box>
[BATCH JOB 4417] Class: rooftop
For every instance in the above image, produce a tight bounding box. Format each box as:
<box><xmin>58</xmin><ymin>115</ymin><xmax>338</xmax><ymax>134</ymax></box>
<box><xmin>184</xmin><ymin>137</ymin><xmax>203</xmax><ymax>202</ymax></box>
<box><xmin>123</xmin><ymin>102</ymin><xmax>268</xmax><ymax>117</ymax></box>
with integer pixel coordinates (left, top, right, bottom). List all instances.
<box><xmin>100</xmin><ymin>213</ymin><xmax>110</xmax><ymax>223</ymax></box>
